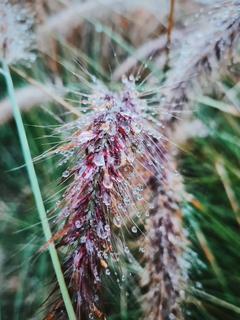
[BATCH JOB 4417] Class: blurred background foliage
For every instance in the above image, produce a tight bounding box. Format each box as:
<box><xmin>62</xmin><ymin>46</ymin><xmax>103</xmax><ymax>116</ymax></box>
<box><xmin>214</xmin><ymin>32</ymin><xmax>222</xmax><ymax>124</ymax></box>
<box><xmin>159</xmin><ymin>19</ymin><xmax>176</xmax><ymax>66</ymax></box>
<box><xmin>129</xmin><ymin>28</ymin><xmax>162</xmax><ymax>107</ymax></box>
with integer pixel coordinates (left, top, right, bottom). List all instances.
<box><xmin>1</xmin><ymin>0</ymin><xmax>240</xmax><ymax>319</ymax></box>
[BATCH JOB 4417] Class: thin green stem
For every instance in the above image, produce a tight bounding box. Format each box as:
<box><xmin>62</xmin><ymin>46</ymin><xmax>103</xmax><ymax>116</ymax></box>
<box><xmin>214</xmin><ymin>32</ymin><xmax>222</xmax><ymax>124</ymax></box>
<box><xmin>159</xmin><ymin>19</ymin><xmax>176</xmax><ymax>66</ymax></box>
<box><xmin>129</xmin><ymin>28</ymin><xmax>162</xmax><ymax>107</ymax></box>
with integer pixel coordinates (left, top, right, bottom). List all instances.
<box><xmin>2</xmin><ymin>60</ymin><xmax>77</xmax><ymax>320</ymax></box>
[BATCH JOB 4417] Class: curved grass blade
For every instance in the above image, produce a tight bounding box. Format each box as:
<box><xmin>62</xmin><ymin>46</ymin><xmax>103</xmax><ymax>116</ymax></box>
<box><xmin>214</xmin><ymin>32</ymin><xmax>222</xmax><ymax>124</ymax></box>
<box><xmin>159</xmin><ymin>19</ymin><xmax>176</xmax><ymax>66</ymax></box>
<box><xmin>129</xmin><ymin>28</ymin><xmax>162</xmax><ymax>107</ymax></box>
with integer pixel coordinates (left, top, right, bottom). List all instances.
<box><xmin>2</xmin><ymin>59</ymin><xmax>77</xmax><ymax>320</ymax></box>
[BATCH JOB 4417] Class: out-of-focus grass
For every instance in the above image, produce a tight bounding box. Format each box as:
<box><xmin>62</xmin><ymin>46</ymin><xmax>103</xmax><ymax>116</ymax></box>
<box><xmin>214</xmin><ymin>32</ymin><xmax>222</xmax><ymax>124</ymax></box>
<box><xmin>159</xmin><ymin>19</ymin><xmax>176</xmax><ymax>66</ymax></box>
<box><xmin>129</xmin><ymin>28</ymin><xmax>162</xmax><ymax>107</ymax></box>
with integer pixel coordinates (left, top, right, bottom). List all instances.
<box><xmin>178</xmin><ymin>90</ymin><xmax>240</xmax><ymax>320</ymax></box>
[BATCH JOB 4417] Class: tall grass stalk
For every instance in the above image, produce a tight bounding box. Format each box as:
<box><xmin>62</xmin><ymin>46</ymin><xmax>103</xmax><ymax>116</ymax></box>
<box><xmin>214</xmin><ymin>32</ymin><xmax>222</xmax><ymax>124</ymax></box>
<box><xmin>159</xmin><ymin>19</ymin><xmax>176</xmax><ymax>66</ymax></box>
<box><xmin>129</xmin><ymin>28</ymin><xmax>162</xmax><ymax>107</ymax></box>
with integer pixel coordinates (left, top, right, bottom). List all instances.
<box><xmin>2</xmin><ymin>59</ymin><xmax>77</xmax><ymax>320</ymax></box>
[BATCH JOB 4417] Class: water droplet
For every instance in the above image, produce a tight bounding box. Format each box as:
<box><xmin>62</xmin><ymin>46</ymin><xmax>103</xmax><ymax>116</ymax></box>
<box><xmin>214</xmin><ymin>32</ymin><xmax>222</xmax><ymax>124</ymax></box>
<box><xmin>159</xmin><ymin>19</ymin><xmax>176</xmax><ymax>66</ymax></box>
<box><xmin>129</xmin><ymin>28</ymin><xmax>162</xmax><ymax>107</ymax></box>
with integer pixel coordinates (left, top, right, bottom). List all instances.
<box><xmin>101</xmin><ymin>123</ymin><xmax>109</xmax><ymax>131</ymax></box>
<box><xmin>128</xmin><ymin>152</ymin><xmax>135</xmax><ymax>163</ymax></box>
<box><xmin>130</xmin><ymin>91</ymin><xmax>139</xmax><ymax>98</ymax></box>
<box><xmin>103</xmin><ymin>253</ymin><xmax>108</xmax><ymax>259</ymax></box>
<box><xmin>80</xmin><ymin>236</ymin><xmax>86</xmax><ymax>243</ymax></box>
<box><xmin>169</xmin><ymin>313</ymin><xmax>176</xmax><ymax>320</ymax></box>
<box><xmin>93</xmin><ymin>152</ymin><xmax>105</xmax><ymax>166</ymax></box>
<box><xmin>129</xmin><ymin>74</ymin><xmax>135</xmax><ymax>81</ymax></box>
<box><xmin>111</xmin><ymin>253</ymin><xmax>119</xmax><ymax>261</ymax></box>
<box><xmin>173</xmin><ymin>170</ymin><xmax>178</xmax><ymax>176</ymax></box>
<box><xmin>122</xmin><ymin>75</ymin><xmax>128</xmax><ymax>84</ymax></box>
<box><xmin>131</xmin><ymin>226</ymin><xmax>137</xmax><ymax>233</ymax></box>
<box><xmin>133</xmin><ymin>188</ymin><xmax>139</xmax><ymax>195</ymax></box>
<box><xmin>132</xmin><ymin>122</ymin><xmax>142</xmax><ymax>133</ymax></box>
<box><xmin>137</xmin><ymin>194</ymin><xmax>143</xmax><ymax>201</ymax></box>
<box><xmin>137</xmin><ymin>184</ymin><xmax>143</xmax><ymax>191</ymax></box>
<box><xmin>75</xmin><ymin>220</ymin><xmax>81</xmax><ymax>228</ymax></box>
<box><xmin>123</xmin><ymin>196</ymin><xmax>130</xmax><ymax>205</ymax></box>
<box><xmin>89</xmin><ymin>313</ymin><xmax>94</xmax><ymax>319</ymax></box>
<box><xmin>106</xmin><ymin>269</ymin><xmax>111</xmax><ymax>276</ymax></box>
<box><xmin>125</xmin><ymin>247</ymin><xmax>130</xmax><ymax>254</ymax></box>
<box><xmin>103</xmin><ymin>174</ymin><xmax>113</xmax><ymax>189</ymax></box>
<box><xmin>122</xmin><ymin>275</ymin><xmax>125</xmax><ymax>281</ymax></box>
<box><xmin>29</xmin><ymin>53</ymin><xmax>36</xmax><ymax>62</ymax></box>
<box><xmin>139</xmin><ymin>247</ymin><xmax>145</xmax><ymax>253</ymax></box>
<box><xmin>180</xmin><ymin>290</ymin><xmax>185</xmax><ymax>298</ymax></box>
<box><xmin>145</xmin><ymin>212</ymin><xmax>150</xmax><ymax>217</ymax></box>
<box><xmin>136</xmin><ymin>212</ymin><xmax>141</xmax><ymax>218</ymax></box>
<box><xmin>62</xmin><ymin>170</ymin><xmax>69</xmax><ymax>178</ymax></box>
<box><xmin>104</xmin><ymin>225</ymin><xmax>110</xmax><ymax>232</ymax></box>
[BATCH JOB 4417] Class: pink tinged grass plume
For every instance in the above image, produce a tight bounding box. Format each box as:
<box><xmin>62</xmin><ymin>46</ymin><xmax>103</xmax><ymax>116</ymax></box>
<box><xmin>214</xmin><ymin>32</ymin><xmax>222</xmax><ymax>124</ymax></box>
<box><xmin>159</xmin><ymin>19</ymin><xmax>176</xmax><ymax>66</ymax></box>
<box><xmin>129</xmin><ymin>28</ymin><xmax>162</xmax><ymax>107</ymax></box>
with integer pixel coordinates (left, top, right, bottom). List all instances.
<box><xmin>142</xmin><ymin>167</ymin><xmax>187</xmax><ymax>320</ymax></box>
<box><xmin>41</xmin><ymin>76</ymin><xmax>187</xmax><ymax>319</ymax></box>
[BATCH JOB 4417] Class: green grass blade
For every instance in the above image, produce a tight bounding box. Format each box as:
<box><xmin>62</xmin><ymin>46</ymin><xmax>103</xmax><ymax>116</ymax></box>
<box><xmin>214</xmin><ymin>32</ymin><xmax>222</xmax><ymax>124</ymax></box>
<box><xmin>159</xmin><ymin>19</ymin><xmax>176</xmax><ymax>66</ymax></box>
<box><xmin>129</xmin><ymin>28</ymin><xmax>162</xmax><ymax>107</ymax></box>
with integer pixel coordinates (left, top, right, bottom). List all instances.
<box><xmin>2</xmin><ymin>59</ymin><xmax>77</xmax><ymax>320</ymax></box>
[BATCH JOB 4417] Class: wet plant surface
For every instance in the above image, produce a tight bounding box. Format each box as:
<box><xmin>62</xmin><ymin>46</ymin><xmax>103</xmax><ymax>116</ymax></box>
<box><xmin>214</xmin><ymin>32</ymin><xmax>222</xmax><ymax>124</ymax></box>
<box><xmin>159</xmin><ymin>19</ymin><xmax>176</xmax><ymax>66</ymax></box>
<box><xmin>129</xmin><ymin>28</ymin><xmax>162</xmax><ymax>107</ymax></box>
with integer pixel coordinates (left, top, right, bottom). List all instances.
<box><xmin>1</xmin><ymin>1</ymin><xmax>240</xmax><ymax>320</ymax></box>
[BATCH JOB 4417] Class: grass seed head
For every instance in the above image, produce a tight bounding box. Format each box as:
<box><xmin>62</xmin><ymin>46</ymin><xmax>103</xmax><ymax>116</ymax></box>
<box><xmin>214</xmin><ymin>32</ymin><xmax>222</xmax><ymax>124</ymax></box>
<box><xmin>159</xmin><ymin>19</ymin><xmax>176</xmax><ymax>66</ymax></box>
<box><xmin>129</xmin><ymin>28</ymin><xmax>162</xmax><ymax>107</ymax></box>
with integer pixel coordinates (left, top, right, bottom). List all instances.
<box><xmin>0</xmin><ymin>2</ymin><xmax>35</xmax><ymax>64</ymax></box>
<box><xmin>42</xmin><ymin>76</ymin><xmax>183</xmax><ymax>319</ymax></box>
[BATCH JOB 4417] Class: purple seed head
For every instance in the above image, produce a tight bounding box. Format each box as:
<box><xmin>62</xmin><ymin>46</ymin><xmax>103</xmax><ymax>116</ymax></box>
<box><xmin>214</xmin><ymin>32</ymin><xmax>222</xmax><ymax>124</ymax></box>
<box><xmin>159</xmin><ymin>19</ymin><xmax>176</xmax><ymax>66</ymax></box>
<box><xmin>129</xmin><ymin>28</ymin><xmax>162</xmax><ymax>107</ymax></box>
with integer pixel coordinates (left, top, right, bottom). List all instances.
<box><xmin>43</xmin><ymin>78</ymin><xmax>178</xmax><ymax>319</ymax></box>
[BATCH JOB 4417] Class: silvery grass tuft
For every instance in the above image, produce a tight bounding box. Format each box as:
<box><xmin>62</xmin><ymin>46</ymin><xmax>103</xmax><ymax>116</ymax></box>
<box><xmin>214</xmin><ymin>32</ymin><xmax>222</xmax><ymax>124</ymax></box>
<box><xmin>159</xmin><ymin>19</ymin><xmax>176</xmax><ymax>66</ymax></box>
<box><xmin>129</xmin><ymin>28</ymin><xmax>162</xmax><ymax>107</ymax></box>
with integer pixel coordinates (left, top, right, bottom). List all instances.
<box><xmin>161</xmin><ymin>0</ymin><xmax>240</xmax><ymax>125</ymax></box>
<box><xmin>0</xmin><ymin>1</ymin><xmax>36</xmax><ymax>64</ymax></box>
<box><xmin>40</xmin><ymin>76</ymin><xmax>187</xmax><ymax>319</ymax></box>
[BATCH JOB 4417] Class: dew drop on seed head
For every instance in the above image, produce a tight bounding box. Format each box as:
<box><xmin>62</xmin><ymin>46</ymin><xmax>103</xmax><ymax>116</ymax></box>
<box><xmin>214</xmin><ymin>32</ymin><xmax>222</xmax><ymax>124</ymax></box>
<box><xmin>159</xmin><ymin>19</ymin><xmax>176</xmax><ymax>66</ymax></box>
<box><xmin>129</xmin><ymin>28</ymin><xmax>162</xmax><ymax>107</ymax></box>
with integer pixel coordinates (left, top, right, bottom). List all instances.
<box><xmin>137</xmin><ymin>194</ymin><xmax>143</xmax><ymax>201</ymax></box>
<box><xmin>93</xmin><ymin>152</ymin><xmax>105</xmax><ymax>167</ymax></box>
<box><xmin>80</xmin><ymin>236</ymin><xmax>86</xmax><ymax>243</ymax></box>
<box><xmin>103</xmin><ymin>174</ymin><xmax>113</xmax><ymax>189</ymax></box>
<box><xmin>129</xmin><ymin>74</ymin><xmax>135</xmax><ymax>81</ymax></box>
<box><xmin>101</xmin><ymin>123</ymin><xmax>109</xmax><ymax>131</ymax></box>
<box><xmin>75</xmin><ymin>220</ymin><xmax>81</xmax><ymax>228</ymax></box>
<box><xmin>131</xmin><ymin>226</ymin><xmax>137</xmax><ymax>233</ymax></box>
<box><xmin>104</xmin><ymin>225</ymin><xmax>110</xmax><ymax>231</ymax></box>
<box><xmin>123</xmin><ymin>196</ymin><xmax>130</xmax><ymax>205</ymax></box>
<box><xmin>133</xmin><ymin>188</ymin><xmax>139</xmax><ymax>195</ymax></box>
<box><xmin>136</xmin><ymin>212</ymin><xmax>141</xmax><ymax>218</ymax></box>
<box><xmin>105</xmin><ymin>269</ymin><xmax>110</xmax><ymax>275</ymax></box>
<box><xmin>173</xmin><ymin>170</ymin><xmax>179</xmax><ymax>176</ymax></box>
<box><xmin>132</xmin><ymin>122</ymin><xmax>142</xmax><ymax>133</ymax></box>
<box><xmin>145</xmin><ymin>212</ymin><xmax>150</xmax><ymax>217</ymax></box>
<box><xmin>125</xmin><ymin>246</ymin><xmax>129</xmax><ymax>254</ymax></box>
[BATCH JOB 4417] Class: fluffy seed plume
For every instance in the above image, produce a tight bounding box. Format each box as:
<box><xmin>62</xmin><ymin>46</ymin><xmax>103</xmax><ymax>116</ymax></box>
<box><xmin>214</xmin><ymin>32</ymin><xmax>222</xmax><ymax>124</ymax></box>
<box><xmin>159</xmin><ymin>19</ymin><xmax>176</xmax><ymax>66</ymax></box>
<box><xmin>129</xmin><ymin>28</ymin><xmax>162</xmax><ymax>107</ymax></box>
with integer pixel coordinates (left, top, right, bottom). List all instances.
<box><xmin>0</xmin><ymin>2</ymin><xmax>35</xmax><ymax>64</ymax></box>
<box><xmin>142</xmin><ymin>167</ymin><xmax>187</xmax><ymax>320</ymax></box>
<box><xmin>161</xmin><ymin>1</ymin><xmax>240</xmax><ymax>125</ymax></box>
<box><xmin>41</xmin><ymin>75</ymin><xmax>185</xmax><ymax>319</ymax></box>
